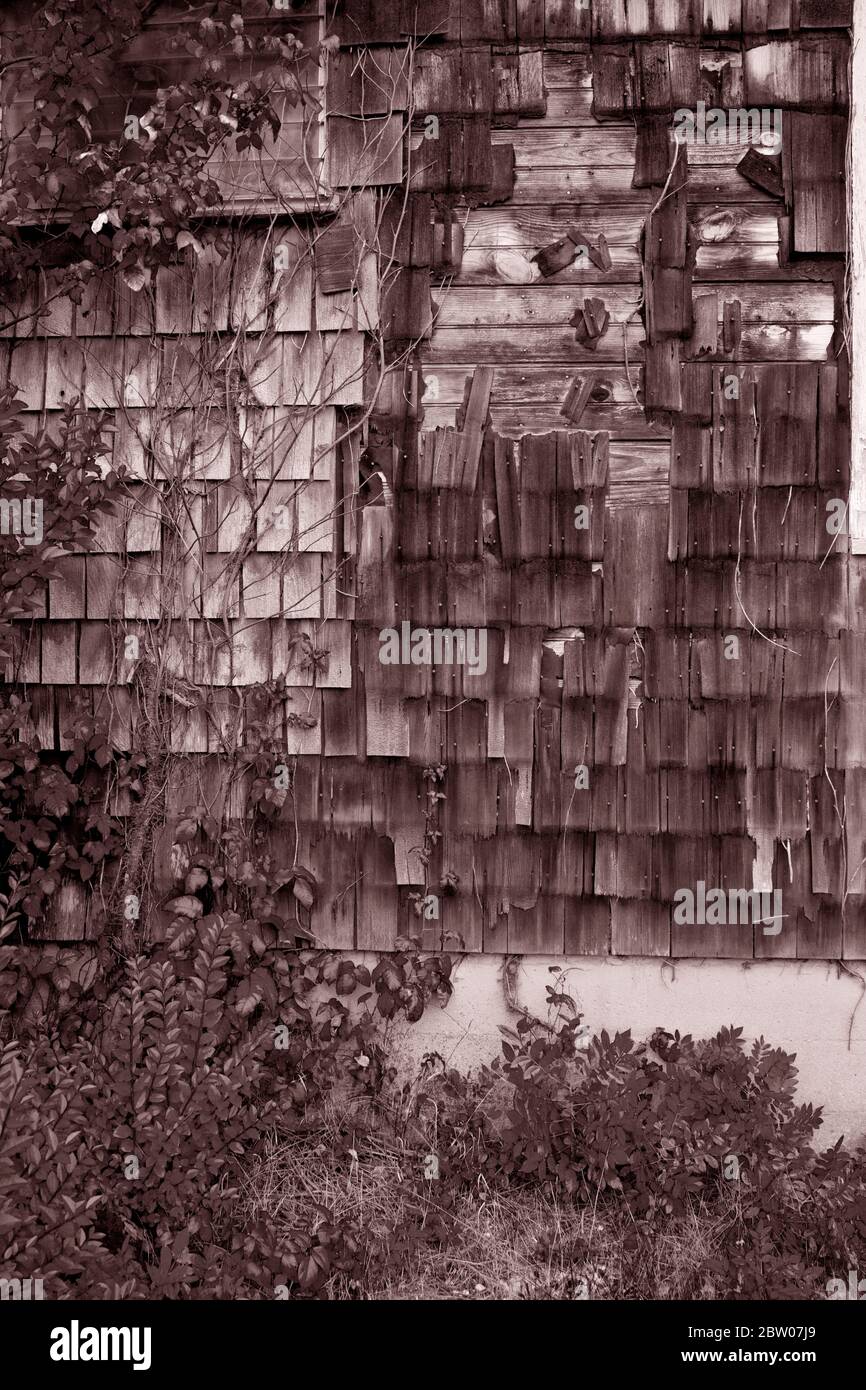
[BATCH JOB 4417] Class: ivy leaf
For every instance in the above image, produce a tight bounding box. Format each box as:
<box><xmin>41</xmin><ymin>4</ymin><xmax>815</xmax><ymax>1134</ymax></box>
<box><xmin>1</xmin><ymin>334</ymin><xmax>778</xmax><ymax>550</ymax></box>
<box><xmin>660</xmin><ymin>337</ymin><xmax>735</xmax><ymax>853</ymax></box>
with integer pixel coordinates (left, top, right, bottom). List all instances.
<box><xmin>174</xmin><ymin>817</ymin><xmax>199</xmax><ymax>843</ymax></box>
<box><xmin>33</xmin><ymin>770</ymin><xmax>77</xmax><ymax>817</ymax></box>
<box><xmin>176</xmin><ymin>230</ymin><xmax>204</xmax><ymax>255</ymax></box>
<box><xmin>234</xmin><ymin>977</ymin><xmax>262</xmax><ymax>1018</ymax></box>
<box><xmin>121</xmin><ymin>265</ymin><xmax>148</xmax><ymax>293</ymax></box>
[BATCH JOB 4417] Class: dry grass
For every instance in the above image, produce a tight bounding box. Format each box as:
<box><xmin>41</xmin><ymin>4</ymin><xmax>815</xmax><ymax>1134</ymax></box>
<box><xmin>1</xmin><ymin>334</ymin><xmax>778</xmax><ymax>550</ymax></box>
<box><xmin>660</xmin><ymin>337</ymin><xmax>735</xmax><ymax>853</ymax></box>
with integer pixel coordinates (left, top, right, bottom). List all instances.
<box><xmin>239</xmin><ymin>1101</ymin><xmax>733</xmax><ymax>1301</ymax></box>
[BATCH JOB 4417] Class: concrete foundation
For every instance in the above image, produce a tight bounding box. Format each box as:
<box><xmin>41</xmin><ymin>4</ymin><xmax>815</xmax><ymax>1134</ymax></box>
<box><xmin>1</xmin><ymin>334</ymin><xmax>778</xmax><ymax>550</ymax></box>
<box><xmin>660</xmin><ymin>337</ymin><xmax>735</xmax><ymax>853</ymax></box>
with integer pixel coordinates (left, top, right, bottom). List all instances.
<box><xmin>386</xmin><ymin>956</ymin><xmax>866</xmax><ymax>1146</ymax></box>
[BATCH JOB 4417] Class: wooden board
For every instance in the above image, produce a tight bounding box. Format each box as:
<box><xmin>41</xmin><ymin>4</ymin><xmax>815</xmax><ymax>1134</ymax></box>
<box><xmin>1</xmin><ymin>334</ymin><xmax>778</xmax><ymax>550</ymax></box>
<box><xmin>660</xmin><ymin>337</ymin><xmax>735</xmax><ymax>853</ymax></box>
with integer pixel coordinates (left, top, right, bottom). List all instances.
<box><xmin>425</xmin><ymin>323</ymin><xmax>834</xmax><ymax>363</ymax></box>
<box><xmin>493</xmin><ymin>126</ymin><xmax>787</xmax><ymax>168</ymax></box>
<box><xmin>431</xmin><ymin>283</ymin><xmax>832</xmax><ymax>328</ymax></box>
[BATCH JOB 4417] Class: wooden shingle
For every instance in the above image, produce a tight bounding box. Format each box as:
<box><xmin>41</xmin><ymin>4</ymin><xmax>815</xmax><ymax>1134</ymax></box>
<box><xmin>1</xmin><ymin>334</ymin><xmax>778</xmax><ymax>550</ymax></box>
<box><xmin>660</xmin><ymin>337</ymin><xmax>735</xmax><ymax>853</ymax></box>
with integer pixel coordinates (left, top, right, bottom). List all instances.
<box><xmin>786</xmin><ymin>112</ymin><xmax>847</xmax><ymax>254</ymax></box>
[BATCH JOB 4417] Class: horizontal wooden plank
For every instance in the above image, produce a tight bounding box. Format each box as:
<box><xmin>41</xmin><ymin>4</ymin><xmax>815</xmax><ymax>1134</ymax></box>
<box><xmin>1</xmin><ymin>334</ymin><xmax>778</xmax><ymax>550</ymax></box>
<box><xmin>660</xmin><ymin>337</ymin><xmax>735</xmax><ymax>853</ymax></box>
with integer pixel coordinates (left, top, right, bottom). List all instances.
<box><xmin>510</xmin><ymin>166</ymin><xmax>776</xmax><ymax>203</ymax></box>
<box><xmin>454</xmin><ymin>243</ymin><xmax>642</xmax><ymax>284</ymax></box>
<box><xmin>433</xmin><ymin>283</ymin><xmax>643</xmax><ymax>327</ymax></box>
<box><xmin>496</xmin><ymin>126</ymin><xmax>640</xmax><ymax>166</ymax></box>
<box><xmin>493</xmin><ymin>126</ymin><xmax>783</xmax><ymax>168</ymax></box>
<box><xmin>426</xmin><ymin>322</ymin><xmax>646</xmax><ymax>363</ymax></box>
<box><xmin>432</xmin><ymin>283</ymin><xmax>833</xmax><ymax>329</ymax></box>
<box><xmin>608</xmin><ymin>440</ymin><xmax>671</xmax><ymax>508</ymax></box>
<box><xmin>695</xmin><ymin>244</ymin><xmax>786</xmax><ymax>279</ymax></box>
<box><xmin>424</xmin><ymin>323</ymin><xmax>834</xmax><ymax>363</ymax></box>
<box><xmin>699</xmin><ymin>282</ymin><xmax>834</xmax><ymax>324</ymax></box>
<box><xmin>463</xmin><ymin>204</ymin><xmax>779</xmax><ymax>248</ymax></box>
<box><xmin>454</xmin><ymin>241</ymin><xmax>813</xmax><ymax>286</ymax></box>
<box><xmin>421</xmin><ymin>362</ymin><xmax>646</xmax><ymax>405</ymax></box>
<box><xmin>420</xmin><ymin>364</ymin><xmax>661</xmax><ymax>436</ymax></box>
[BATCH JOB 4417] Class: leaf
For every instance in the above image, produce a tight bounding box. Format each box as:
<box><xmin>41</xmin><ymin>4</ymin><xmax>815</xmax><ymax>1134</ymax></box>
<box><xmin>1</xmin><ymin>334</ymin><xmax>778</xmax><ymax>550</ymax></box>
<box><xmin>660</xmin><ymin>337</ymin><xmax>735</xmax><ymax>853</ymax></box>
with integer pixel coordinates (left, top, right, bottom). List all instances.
<box><xmin>164</xmin><ymin>894</ymin><xmax>203</xmax><ymax>920</ymax></box>
<box><xmin>234</xmin><ymin>977</ymin><xmax>262</xmax><ymax>1017</ymax></box>
<box><xmin>176</xmin><ymin>230</ymin><xmax>204</xmax><ymax>255</ymax></box>
<box><xmin>121</xmin><ymin>265</ymin><xmax>148</xmax><ymax>293</ymax></box>
<box><xmin>292</xmin><ymin>878</ymin><xmax>314</xmax><ymax>909</ymax></box>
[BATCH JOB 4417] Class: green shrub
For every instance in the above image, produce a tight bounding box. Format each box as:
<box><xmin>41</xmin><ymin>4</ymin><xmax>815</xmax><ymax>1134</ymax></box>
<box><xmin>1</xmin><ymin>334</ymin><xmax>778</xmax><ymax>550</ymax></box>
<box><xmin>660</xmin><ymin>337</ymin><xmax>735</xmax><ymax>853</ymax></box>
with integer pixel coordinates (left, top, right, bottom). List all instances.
<box><xmin>3</xmin><ymin>936</ymin><xmax>866</xmax><ymax>1300</ymax></box>
<box><xmin>0</xmin><ymin>913</ymin><xmax>452</xmax><ymax>1298</ymax></box>
<box><xmin>425</xmin><ymin>1007</ymin><xmax>866</xmax><ymax>1299</ymax></box>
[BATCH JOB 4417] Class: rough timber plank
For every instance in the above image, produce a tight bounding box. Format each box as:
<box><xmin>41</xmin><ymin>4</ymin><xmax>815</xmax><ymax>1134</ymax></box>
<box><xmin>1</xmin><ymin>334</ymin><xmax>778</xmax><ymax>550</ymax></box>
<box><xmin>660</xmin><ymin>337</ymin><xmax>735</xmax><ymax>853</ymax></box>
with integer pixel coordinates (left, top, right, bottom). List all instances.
<box><xmin>787</xmin><ymin>113</ymin><xmax>847</xmax><ymax>254</ymax></box>
<box><xmin>496</xmin><ymin>127</ymin><xmax>785</xmax><ymax>169</ymax></box>
<box><xmin>425</xmin><ymin>322</ymin><xmax>833</xmax><ymax>364</ymax></box>
<box><xmin>744</xmin><ymin>38</ymin><xmax>849</xmax><ymax>110</ymax></box>
<box><xmin>611</xmin><ymin>900</ymin><xmax>671</xmax><ymax>956</ymax></box>
<box><xmin>328</xmin><ymin>115</ymin><xmax>404</xmax><ymax>186</ymax></box>
<box><xmin>431</xmin><ymin>284</ymin><xmax>832</xmax><ymax>330</ymax></box>
<box><xmin>354</xmin><ymin>831</ymin><xmax>398</xmax><ymax>950</ymax></box>
<box><xmin>511</xmin><ymin>166</ymin><xmax>775</xmax><ymax>204</ymax></box>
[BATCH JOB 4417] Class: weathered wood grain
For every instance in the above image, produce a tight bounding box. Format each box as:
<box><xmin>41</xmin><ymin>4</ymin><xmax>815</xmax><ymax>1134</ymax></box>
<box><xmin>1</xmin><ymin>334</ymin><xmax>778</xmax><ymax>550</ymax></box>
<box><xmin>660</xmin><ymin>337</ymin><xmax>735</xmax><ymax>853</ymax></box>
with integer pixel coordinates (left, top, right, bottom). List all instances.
<box><xmin>465</xmin><ymin>204</ymin><xmax>779</xmax><ymax>247</ymax></box>
<box><xmin>425</xmin><ymin>322</ymin><xmax>834</xmax><ymax>362</ymax></box>
<box><xmin>787</xmin><ymin>112</ymin><xmax>847</xmax><ymax>254</ymax></box>
<box><xmin>493</xmin><ymin>125</ymin><xmax>786</xmax><ymax>168</ymax></box>
<box><xmin>511</xmin><ymin>165</ymin><xmax>779</xmax><ymax>203</ymax></box>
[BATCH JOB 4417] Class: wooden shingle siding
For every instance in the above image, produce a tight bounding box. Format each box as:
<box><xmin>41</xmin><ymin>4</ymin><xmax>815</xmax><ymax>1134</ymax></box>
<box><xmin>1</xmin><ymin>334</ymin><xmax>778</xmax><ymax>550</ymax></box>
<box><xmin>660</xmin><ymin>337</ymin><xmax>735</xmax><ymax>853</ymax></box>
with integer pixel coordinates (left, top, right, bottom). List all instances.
<box><xmin>3</xmin><ymin>2</ymin><xmax>324</xmax><ymax>214</ymax></box>
<box><xmin>5</xmin><ymin>1</ymin><xmax>857</xmax><ymax>954</ymax></box>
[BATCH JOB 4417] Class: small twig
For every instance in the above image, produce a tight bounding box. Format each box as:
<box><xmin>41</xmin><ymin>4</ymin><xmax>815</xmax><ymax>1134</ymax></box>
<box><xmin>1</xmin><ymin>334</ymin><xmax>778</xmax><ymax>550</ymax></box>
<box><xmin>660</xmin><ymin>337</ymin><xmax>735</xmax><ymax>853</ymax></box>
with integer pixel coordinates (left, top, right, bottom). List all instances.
<box><xmin>836</xmin><ymin>961</ymin><xmax>866</xmax><ymax>1051</ymax></box>
<box><xmin>501</xmin><ymin>956</ymin><xmax>558</xmax><ymax>1036</ymax></box>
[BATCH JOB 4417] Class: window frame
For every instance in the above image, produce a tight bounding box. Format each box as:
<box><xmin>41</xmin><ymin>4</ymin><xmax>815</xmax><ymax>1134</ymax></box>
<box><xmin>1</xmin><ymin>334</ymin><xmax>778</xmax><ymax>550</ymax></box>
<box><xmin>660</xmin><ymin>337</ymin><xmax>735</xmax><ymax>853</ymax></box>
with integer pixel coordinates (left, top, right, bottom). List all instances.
<box><xmin>0</xmin><ymin>0</ymin><xmax>335</xmax><ymax>221</ymax></box>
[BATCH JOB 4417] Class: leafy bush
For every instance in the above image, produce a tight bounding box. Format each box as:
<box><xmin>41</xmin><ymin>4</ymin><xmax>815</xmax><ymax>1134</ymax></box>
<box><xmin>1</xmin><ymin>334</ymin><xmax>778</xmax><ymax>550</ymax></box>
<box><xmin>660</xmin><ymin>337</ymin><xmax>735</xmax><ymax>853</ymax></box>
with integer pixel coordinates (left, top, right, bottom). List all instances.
<box><xmin>0</xmin><ymin>913</ymin><xmax>453</xmax><ymax>1298</ymax></box>
<box><xmin>0</xmin><ymin>382</ymin><xmax>132</xmax><ymax>933</ymax></box>
<box><xmin>421</xmin><ymin>1008</ymin><xmax>866</xmax><ymax>1300</ymax></box>
<box><xmin>4</xmin><ymin>936</ymin><xmax>866</xmax><ymax>1300</ymax></box>
<box><xmin>0</xmin><ymin>387</ymin><xmax>124</xmax><ymax>658</ymax></box>
<box><xmin>0</xmin><ymin>0</ymin><xmax>316</xmax><ymax>292</ymax></box>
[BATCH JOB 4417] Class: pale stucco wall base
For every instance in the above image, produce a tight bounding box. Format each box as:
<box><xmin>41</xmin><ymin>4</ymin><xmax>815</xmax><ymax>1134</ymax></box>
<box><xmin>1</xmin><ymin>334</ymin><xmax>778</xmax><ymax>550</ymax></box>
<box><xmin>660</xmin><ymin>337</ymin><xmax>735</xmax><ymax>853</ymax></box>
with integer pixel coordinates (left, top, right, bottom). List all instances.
<box><xmin>381</xmin><ymin>956</ymin><xmax>866</xmax><ymax>1146</ymax></box>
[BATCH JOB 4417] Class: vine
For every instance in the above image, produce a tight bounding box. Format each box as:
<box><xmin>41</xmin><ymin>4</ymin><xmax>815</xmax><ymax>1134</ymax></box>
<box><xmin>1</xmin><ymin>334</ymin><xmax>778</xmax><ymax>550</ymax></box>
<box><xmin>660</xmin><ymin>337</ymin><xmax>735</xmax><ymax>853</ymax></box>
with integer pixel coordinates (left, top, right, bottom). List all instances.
<box><xmin>0</xmin><ymin>0</ymin><xmax>429</xmax><ymax>951</ymax></box>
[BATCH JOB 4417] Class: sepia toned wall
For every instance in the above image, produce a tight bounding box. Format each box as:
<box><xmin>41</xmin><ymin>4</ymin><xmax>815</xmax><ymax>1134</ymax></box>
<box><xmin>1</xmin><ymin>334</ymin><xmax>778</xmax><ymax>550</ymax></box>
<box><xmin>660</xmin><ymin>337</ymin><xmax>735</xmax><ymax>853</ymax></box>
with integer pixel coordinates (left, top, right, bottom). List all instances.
<box><xmin>4</xmin><ymin>2</ymin><xmax>862</xmax><ymax>992</ymax></box>
<box><xmin>331</xmin><ymin>0</ymin><xmax>858</xmax><ymax>961</ymax></box>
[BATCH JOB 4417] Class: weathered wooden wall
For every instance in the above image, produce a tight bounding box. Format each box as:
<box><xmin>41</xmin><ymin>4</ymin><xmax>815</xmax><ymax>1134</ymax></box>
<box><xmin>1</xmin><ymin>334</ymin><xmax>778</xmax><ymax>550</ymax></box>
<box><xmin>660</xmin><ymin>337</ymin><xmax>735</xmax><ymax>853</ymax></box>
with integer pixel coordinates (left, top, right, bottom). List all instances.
<box><xmin>2</xmin><ymin>0</ymin><xmax>859</xmax><ymax>958</ymax></box>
